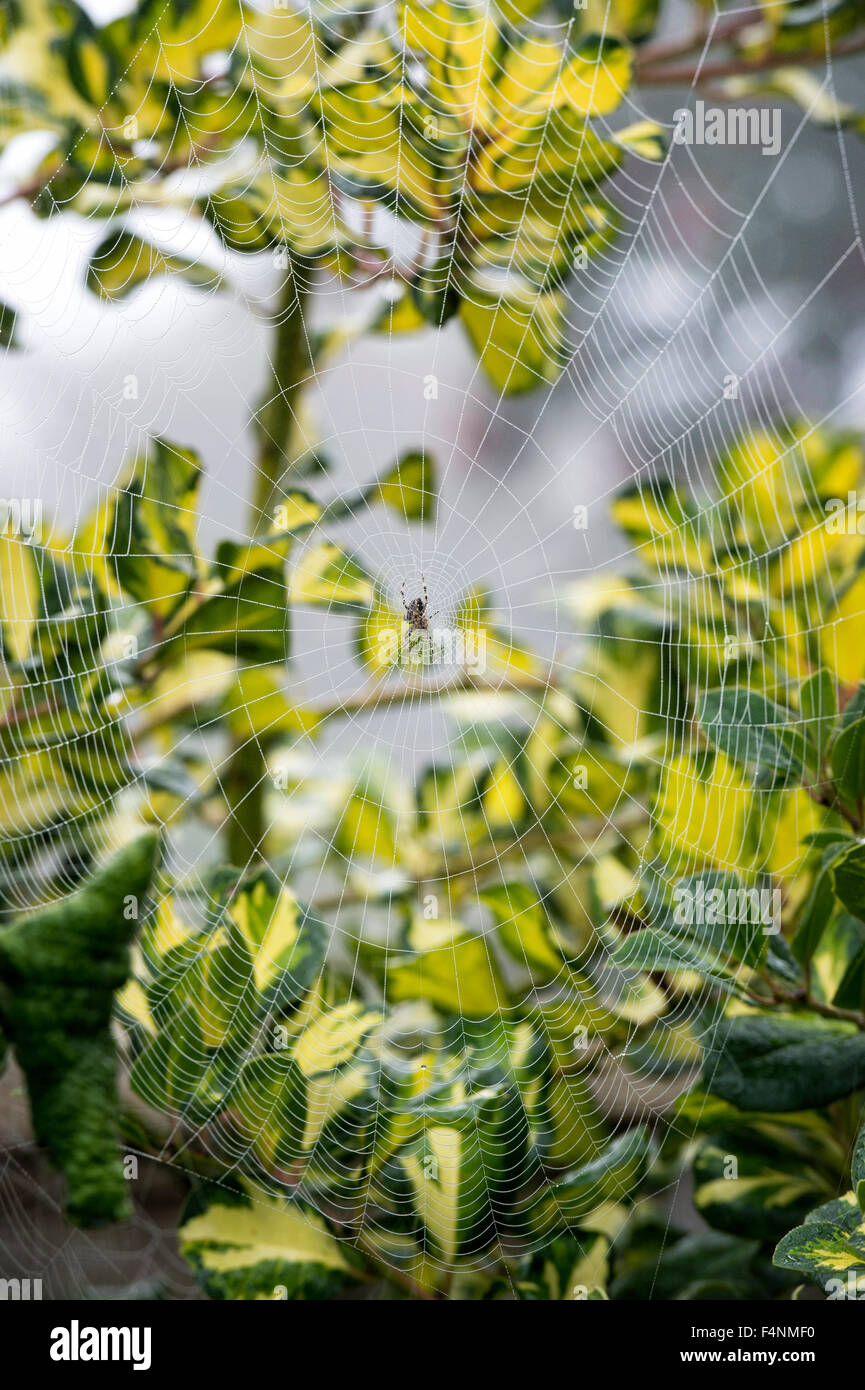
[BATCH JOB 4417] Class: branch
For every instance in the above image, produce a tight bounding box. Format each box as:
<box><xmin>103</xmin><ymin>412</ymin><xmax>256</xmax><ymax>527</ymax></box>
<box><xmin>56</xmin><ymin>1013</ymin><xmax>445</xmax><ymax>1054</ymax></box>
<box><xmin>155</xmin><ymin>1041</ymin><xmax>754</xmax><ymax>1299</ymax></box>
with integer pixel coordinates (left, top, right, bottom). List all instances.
<box><xmin>769</xmin><ymin>980</ymin><xmax>865</xmax><ymax>1031</ymax></box>
<box><xmin>250</xmin><ymin>266</ymin><xmax>311</xmax><ymax>535</ymax></box>
<box><xmin>306</xmin><ymin>665</ymin><xmax>552</xmax><ymax>719</ymax></box>
<box><xmin>637</xmin><ymin>30</ymin><xmax>865</xmax><ymax>86</ymax></box>
<box><xmin>224</xmin><ymin>267</ymin><xmax>310</xmax><ymax>865</ymax></box>
<box><xmin>804</xmin><ymin>782</ymin><xmax>861</xmax><ymax>834</ymax></box>
<box><xmin>634</xmin><ymin>9</ymin><xmax>761</xmax><ymax>72</ymax></box>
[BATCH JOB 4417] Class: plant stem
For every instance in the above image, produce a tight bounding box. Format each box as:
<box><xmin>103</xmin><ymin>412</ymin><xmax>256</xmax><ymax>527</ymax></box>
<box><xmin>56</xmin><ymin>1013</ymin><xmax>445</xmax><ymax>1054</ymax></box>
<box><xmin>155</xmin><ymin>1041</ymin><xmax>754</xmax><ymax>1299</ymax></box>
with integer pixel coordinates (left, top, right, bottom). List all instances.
<box><xmin>770</xmin><ymin>981</ymin><xmax>865</xmax><ymax>1031</ymax></box>
<box><xmin>250</xmin><ymin>265</ymin><xmax>310</xmax><ymax>536</ymax></box>
<box><xmin>304</xmin><ymin>665</ymin><xmax>553</xmax><ymax>718</ymax></box>
<box><xmin>637</xmin><ymin>30</ymin><xmax>865</xmax><ymax>86</ymax></box>
<box><xmin>804</xmin><ymin>783</ymin><xmax>861</xmax><ymax>833</ymax></box>
<box><xmin>225</xmin><ymin>265</ymin><xmax>310</xmax><ymax>866</ymax></box>
<box><xmin>634</xmin><ymin>9</ymin><xmax>760</xmax><ymax>72</ymax></box>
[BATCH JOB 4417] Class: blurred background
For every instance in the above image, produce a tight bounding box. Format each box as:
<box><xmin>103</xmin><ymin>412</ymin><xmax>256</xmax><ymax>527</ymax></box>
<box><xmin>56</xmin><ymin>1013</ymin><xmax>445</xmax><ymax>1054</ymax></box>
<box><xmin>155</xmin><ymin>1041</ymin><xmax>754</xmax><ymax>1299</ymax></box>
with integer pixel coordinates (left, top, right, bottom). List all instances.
<box><xmin>0</xmin><ymin>0</ymin><xmax>864</xmax><ymax>1296</ymax></box>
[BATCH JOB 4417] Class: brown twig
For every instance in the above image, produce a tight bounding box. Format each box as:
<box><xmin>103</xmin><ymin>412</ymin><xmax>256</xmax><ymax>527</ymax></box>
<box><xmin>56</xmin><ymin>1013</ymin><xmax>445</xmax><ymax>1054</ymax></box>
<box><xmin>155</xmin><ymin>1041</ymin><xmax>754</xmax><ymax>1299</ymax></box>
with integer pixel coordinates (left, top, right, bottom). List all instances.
<box><xmin>637</xmin><ymin>31</ymin><xmax>865</xmax><ymax>87</ymax></box>
<box><xmin>634</xmin><ymin>9</ymin><xmax>761</xmax><ymax>72</ymax></box>
<box><xmin>306</xmin><ymin>665</ymin><xmax>552</xmax><ymax>719</ymax></box>
<box><xmin>770</xmin><ymin>980</ymin><xmax>865</xmax><ymax>1031</ymax></box>
<box><xmin>804</xmin><ymin>782</ymin><xmax>861</xmax><ymax>834</ymax></box>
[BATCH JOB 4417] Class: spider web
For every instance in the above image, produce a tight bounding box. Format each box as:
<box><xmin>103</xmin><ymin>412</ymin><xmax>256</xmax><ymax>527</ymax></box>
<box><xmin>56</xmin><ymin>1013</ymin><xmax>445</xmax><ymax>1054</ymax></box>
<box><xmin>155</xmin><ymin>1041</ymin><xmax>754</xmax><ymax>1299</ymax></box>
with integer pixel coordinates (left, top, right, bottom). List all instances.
<box><xmin>0</xmin><ymin>0</ymin><xmax>863</xmax><ymax>1299</ymax></box>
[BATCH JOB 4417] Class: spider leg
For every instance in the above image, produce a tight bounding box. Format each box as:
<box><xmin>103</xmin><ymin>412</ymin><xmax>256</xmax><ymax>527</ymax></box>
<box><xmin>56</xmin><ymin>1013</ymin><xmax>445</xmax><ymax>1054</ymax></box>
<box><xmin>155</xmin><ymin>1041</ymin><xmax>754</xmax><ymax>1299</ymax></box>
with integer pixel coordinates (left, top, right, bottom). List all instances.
<box><xmin>422</xmin><ymin>575</ymin><xmax>429</xmax><ymax>607</ymax></box>
<box><xmin>400</xmin><ymin>580</ymin><xmax>409</xmax><ymax>615</ymax></box>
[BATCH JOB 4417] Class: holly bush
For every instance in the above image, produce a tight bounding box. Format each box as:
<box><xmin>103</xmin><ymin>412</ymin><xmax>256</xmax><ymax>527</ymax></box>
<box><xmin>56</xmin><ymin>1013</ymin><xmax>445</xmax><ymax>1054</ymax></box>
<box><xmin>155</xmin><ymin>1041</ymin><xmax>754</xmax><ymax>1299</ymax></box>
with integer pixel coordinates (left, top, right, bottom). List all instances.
<box><xmin>0</xmin><ymin>0</ymin><xmax>864</xmax><ymax>1300</ymax></box>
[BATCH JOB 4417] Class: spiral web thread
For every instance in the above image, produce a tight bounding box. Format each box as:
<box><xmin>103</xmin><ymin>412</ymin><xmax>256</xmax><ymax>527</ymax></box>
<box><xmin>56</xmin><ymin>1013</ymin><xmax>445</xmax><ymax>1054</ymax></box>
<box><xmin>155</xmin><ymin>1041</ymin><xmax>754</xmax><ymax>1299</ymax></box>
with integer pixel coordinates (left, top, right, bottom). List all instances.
<box><xmin>0</xmin><ymin>0</ymin><xmax>863</xmax><ymax>1297</ymax></box>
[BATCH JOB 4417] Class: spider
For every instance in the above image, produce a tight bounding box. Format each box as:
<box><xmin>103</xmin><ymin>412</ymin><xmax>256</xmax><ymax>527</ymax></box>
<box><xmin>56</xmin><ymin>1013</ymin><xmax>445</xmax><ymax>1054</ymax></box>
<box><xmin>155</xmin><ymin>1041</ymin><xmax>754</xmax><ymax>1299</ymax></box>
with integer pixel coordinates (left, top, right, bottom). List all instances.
<box><xmin>401</xmin><ymin>577</ymin><xmax>439</xmax><ymax>634</ymax></box>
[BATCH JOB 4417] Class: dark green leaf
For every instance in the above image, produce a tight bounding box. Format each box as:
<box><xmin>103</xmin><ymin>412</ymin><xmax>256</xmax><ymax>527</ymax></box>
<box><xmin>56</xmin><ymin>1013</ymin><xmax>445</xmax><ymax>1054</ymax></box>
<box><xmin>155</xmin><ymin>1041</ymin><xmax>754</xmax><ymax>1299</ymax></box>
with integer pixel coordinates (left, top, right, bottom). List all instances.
<box><xmin>0</xmin><ymin>299</ymin><xmax>19</xmax><ymax>348</ymax></box>
<box><xmin>833</xmin><ymin>844</ymin><xmax>865</xmax><ymax>923</ymax></box>
<box><xmin>0</xmin><ymin>833</ymin><xmax>160</xmax><ymax>1224</ymax></box>
<box><xmin>704</xmin><ymin>1014</ymin><xmax>865</xmax><ymax>1111</ymax></box>
<box><xmin>831</xmin><ymin>717</ymin><xmax>865</xmax><ymax>811</ymax></box>
<box><xmin>698</xmin><ymin>687</ymin><xmax>804</xmax><ymax>787</ymax></box>
<box><xmin>799</xmin><ymin>668</ymin><xmax>837</xmax><ymax>772</ymax></box>
<box><xmin>791</xmin><ymin>845</ymin><xmax>844</xmax><ymax>965</ymax></box>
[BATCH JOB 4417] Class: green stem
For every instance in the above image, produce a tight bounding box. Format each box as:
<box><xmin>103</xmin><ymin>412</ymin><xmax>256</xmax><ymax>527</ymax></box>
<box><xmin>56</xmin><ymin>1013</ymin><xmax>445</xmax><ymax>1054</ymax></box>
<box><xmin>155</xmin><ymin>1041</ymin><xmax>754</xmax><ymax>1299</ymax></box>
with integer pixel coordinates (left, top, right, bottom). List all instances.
<box><xmin>250</xmin><ymin>264</ymin><xmax>310</xmax><ymax>535</ymax></box>
<box><xmin>225</xmin><ymin>265</ymin><xmax>310</xmax><ymax>866</ymax></box>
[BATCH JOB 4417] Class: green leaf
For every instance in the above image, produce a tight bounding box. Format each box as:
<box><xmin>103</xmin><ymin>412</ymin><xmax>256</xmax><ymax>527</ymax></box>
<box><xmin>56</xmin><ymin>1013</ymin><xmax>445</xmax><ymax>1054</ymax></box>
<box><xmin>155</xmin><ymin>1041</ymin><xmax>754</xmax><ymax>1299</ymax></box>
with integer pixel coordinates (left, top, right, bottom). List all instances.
<box><xmin>322</xmin><ymin>452</ymin><xmax>436</xmax><ymax>524</ymax></box>
<box><xmin>166</xmin><ymin>536</ymin><xmax>289</xmax><ymax>663</ymax></box>
<box><xmin>0</xmin><ymin>833</ymin><xmax>160</xmax><ymax>1224</ymax></box>
<box><xmin>0</xmin><ymin>299</ymin><xmax>19</xmax><ymax>348</ymax></box>
<box><xmin>518</xmin><ymin>1127</ymin><xmax>650</xmax><ymax>1233</ymax></box>
<box><xmin>698</xmin><ymin>687</ymin><xmax>805</xmax><ymax>787</ymax></box>
<box><xmin>833</xmin><ymin>843</ymin><xmax>865</xmax><ymax>923</ymax></box>
<box><xmin>791</xmin><ymin>846</ymin><xmax>844</xmax><ymax>965</ymax></box>
<box><xmin>130</xmin><ymin>1001</ymin><xmax>217</xmax><ymax>1121</ymax></box>
<box><xmin>833</xmin><ymin>928</ymin><xmax>865</xmax><ymax>1011</ymax></box>
<box><xmin>110</xmin><ymin>438</ymin><xmax>204</xmax><ymax>619</ymax></box>
<box><xmin>831</xmin><ymin>717</ymin><xmax>865</xmax><ymax>811</ymax></box>
<box><xmin>355</xmin><ymin>595</ymin><xmax>404</xmax><ymax>673</ymax></box>
<box><xmin>225</xmin><ymin>875</ymin><xmax>327</xmax><ymax>1003</ymax></box>
<box><xmin>613</xmin><ymin>873</ymin><xmax>769</xmax><ymax>982</ymax></box>
<box><xmin>774</xmin><ymin>1191</ymin><xmax>865</xmax><ymax>1294</ymax></box>
<box><xmin>612</xmin><ymin>1230</ymin><xmax>762</xmax><ymax>1301</ymax></box>
<box><xmin>703</xmin><ymin>1013</ymin><xmax>865</xmax><ymax>1111</ymax></box>
<box><xmin>180</xmin><ymin>1189</ymin><xmax>364</xmax><ymax>1300</ymax></box>
<box><xmin>203</xmin><ymin>171</ymin><xmax>344</xmax><ymax>257</ymax></box>
<box><xmin>799</xmin><ymin>668</ymin><xmax>837</xmax><ymax>772</ymax></box>
<box><xmin>228</xmin><ymin>1054</ymin><xmax>307</xmax><ymax>1175</ymax></box>
<box><xmin>841</xmin><ymin>684</ymin><xmax>865</xmax><ymax>730</ymax></box>
<box><xmin>87</xmin><ymin>228</ymin><xmax>222</xmax><ymax>300</ymax></box>
<box><xmin>129</xmin><ymin>877</ymin><xmax>329</xmax><ymax>1127</ymax></box>
<box><xmin>410</xmin><ymin>256</ymin><xmax>462</xmax><ymax>327</ymax></box>
<box><xmin>480</xmin><ymin>882</ymin><xmax>564</xmax><ymax>981</ymax></box>
<box><xmin>333</xmin><ymin>789</ymin><xmax>399</xmax><ymax>864</ymax></box>
<box><xmin>854</xmin><ymin>1117</ymin><xmax>865</xmax><ymax>1213</ymax></box>
<box><xmin>289</xmin><ymin>543</ymin><xmax>374</xmax><ymax>614</ymax></box>
<box><xmin>459</xmin><ymin>289</ymin><xmax>566</xmax><ymax>395</ymax></box>
<box><xmin>396</xmin><ymin>1111</ymin><xmax>503</xmax><ymax>1263</ymax></box>
<box><xmin>612</xmin><ymin>924</ymin><xmax>734</xmax><ymax>988</ymax></box>
<box><xmin>222</xmin><ymin>667</ymin><xmax>322</xmax><ymax>743</ymax></box>
<box><xmin>491</xmin><ymin>1231</ymin><xmax>612</xmax><ymax>1300</ymax></box>
<box><xmin>611</xmin><ymin>119</ymin><xmax>666</xmax><ymax>159</ymax></box>
<box><xmin>0</xmin><ymin>534</ymin><xmax>40</xmax><ymax>663</ymax></box>
<box><xmin>387</xmin><ymin>918</ymin><xmax>505</xmax><ymax>1017</ymax></box>
<box><xmin>693</xmin><ymin>1127</ymin><xmax>833</xmax><ymax>1242</ymax></box>
<box><xmin>609</xmin><ymin>478</ymin><xmax>706</xmax><ymax>572</ymax></box>
<box><xmin>373</xmin><ymin>450</ymin><xmax>435</xmax><ymax>521</ymax></box>
<box><xmin>473</xmin><ymin>35</ymin><xmax>632</xmax><ymax>193</ymax></box>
